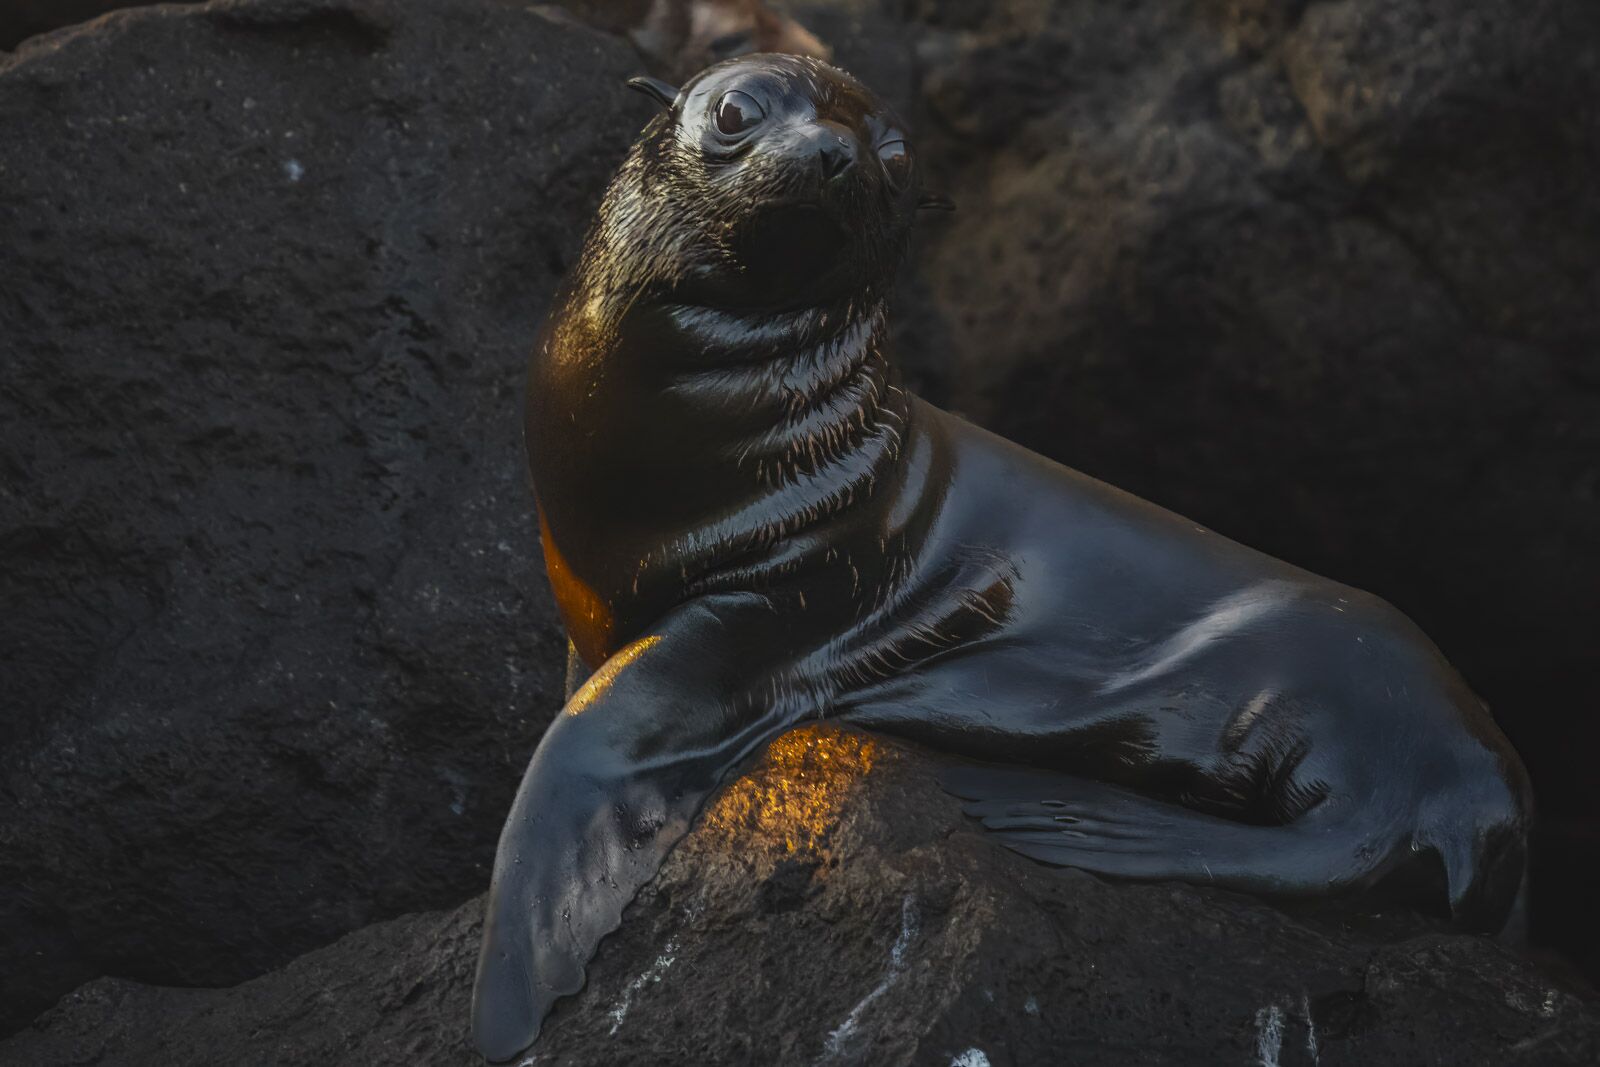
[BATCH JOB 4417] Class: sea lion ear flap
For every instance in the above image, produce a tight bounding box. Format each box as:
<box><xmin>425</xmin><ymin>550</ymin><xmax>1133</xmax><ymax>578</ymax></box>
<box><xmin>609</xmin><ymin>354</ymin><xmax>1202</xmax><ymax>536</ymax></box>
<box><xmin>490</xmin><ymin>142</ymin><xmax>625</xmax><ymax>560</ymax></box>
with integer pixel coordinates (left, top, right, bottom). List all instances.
<box><xmin>917</xmin><ymin>192</ymin><xmax>956</xmax><ymax>212</ymax></box>
<box><xmin>626</xmin><ymin>76</ymin><xmax>679</xmax><ymax>111</ymax></box>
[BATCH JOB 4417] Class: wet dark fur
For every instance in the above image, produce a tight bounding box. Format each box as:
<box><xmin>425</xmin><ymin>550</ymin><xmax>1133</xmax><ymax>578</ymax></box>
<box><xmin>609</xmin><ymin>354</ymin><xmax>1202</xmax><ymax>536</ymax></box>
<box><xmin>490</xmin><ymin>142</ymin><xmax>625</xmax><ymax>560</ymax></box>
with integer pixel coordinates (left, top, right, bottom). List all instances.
<box><xmin>527</xmin><ymin>56</ymin><xmax>917</xmax><ymax>663</ymax></box>
<box><xmin>473</xmin><ymin>55</ymin><xmax>1533</xmax><ymax>1064</ymax></box>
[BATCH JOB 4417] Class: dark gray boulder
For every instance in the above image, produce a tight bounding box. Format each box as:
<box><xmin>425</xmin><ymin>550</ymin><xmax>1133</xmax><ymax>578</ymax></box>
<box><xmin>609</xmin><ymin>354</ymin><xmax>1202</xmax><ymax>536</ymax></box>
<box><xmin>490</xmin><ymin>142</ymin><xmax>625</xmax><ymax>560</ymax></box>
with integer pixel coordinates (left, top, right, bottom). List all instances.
<box><xmin>0</xmin><ymin>0</ymin><xmax>645</xmax><ymax>1033</ymax></box>
<box><xmin>0</xmin><ymin>3</ymin><xmax>166</xmax><ymax>51</ymax></box>
<box><xmin>7</xmin><ymin>0</ymin><xmax>1600</xmax><ymax>1047</ymax></box>
<box><xmin>4</xmin><ymin>727</ymin><xmax>1596</xmax><ymax>1066</ymax></box>
<box><xmin>896</xmin><ymin>0</ymin><xmax>1600</xmax><ymax>972</ymax></box>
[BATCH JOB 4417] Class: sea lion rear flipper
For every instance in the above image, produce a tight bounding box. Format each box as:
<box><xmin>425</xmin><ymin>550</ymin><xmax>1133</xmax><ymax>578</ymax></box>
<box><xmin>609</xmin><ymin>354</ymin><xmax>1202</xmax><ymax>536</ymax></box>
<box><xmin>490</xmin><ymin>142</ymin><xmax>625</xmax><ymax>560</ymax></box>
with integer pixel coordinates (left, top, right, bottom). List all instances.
<box><xmin>472</xmin><ymin>596</ymin><xmax>802</xmax><ymax>1063</ymax></box>
<box><xmin>942</xmin><ymin>764</ymin><xmax>1391</xmax><ymax>895</ymax></box>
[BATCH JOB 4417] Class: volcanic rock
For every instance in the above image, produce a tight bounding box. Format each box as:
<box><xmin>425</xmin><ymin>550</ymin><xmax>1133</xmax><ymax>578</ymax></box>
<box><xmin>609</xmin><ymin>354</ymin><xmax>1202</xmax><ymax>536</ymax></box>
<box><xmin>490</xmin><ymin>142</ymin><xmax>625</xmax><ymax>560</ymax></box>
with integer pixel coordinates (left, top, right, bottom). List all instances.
<box><xmin>4</xmin><ymin>727</ymin><xmax>1596</xmax><ymax>1066</ymax></box>
<box><xmin>7</xmin><ymin>0</ymin><xmax>1600</xmax><ymax>1045</ymax></box>
<box><xmin>0</xmin><ymin>0</ymin><xmax>644</xmax><ymax>1032</ymax></box>
<box><xmin>0</xmin><ymin>3</ymin><xmax>168</xmax><ymax>51</ymax></box>
<box><xmin>898</xmin><ymin>0</ymin><xmax>1600</xmax><ymax>970</ymax></box>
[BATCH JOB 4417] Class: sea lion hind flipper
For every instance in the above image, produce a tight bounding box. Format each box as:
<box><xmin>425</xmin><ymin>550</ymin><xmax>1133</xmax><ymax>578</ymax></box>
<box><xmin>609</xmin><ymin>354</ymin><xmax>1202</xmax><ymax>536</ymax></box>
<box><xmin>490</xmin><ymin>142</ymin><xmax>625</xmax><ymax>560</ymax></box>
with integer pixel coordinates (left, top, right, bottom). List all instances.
<box><xmin>472</xmin><ymin>597</ymin><xmax>802</xmax><ymax>1063</ymax></box>
<box><xmin>942</xmin><ymin>764</ymin><xmax>1393</xmax><ymax>897</ymax></box>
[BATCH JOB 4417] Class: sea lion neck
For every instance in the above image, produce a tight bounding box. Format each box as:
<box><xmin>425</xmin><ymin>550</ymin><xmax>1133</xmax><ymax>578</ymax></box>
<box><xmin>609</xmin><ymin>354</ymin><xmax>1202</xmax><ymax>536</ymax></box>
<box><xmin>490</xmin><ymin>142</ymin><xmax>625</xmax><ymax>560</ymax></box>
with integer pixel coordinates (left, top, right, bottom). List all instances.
<box><xmin>528</xmin><ymin>268</ymin><xmax>912</xmax><ymax>665</ymax></box>
<box><xmin>656</xmin><ymin>288</ymin><xmax>908</xmax><ymax>495</ymax></box>
<box><xmin>523</xmin><ymin>53</ymin><xmax>928</xmax><ymax>665</ymax></box>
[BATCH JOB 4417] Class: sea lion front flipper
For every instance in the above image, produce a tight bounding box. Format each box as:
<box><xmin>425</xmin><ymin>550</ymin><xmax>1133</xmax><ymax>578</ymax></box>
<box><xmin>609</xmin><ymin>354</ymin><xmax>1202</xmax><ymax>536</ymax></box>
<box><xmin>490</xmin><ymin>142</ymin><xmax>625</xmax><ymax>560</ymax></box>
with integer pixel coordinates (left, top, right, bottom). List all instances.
<box><xmin>943</xmin><ymin>764</ymin><xmax>1397</xmax><ymax>897</ymax></box>
<box><xmin>472</xmin><ymin>595</ymin><xmax>800</xmax><ymax>1063</ymax></box>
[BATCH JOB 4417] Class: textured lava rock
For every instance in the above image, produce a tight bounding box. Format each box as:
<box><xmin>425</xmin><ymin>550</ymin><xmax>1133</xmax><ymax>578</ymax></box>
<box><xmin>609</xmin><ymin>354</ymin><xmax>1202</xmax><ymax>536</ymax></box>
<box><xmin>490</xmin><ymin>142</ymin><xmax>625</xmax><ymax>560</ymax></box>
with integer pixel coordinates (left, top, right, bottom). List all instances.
<box><xmin>0</xmin><ymin>0</ymin><xmax>646</xmax><ymax>1033</ymax></box>
<box><xmin>7</xmin><ymin>0</ymin><xmax>1600</xmax><ymax>1044</ymax></box>
<box><xmin>0</xmin><ymin>3</ymin><xmax>167</xmax><ymax>51</ymax></box>
<box><xmin>4</xmin><ymin>726</ymin><xmax>1596</xmax><ymax>1066</ymax></box>
<box><xmin>893</xmin><ymin>0</ymin><xmax>1600</xmax><ymax>971</ymax></box>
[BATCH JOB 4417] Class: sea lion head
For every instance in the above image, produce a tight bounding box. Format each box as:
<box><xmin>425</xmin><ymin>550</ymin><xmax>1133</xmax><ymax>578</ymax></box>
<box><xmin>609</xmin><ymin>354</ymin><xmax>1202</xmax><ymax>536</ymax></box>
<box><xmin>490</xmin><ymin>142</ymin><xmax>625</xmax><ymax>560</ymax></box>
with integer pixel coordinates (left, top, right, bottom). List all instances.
<box><xmin>601</xmin><ymin>54</ymin><xmax>940</xmax><ymax>311</ymax></box>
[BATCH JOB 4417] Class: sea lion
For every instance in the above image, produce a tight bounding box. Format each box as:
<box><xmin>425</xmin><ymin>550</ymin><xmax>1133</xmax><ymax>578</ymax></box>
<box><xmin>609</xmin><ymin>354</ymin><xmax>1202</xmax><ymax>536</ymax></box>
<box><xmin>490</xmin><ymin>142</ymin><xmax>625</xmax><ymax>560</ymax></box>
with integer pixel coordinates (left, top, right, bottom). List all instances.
<box><xmin>472</xmin><ymin>54</ymin><xmax>1532</xmax><ymax>1063</ymax></box>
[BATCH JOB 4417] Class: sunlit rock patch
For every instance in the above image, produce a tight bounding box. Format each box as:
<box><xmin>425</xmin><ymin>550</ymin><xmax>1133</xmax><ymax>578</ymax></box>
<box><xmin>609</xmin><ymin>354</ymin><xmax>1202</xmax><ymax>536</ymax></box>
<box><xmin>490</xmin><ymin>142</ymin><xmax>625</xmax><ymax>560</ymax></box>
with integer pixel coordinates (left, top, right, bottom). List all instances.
<box><xmin>697</xmin><ymin>724</ymin><xmax>882</xmax><ymax>864</ymax></box>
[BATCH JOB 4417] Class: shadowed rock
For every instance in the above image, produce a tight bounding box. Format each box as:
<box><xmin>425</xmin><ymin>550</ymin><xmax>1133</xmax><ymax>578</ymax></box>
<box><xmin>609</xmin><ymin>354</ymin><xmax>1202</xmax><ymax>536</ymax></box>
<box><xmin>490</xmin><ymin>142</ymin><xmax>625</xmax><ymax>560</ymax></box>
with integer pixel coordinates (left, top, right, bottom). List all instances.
<box><xmin>4</xmin><ymin>727</ymin><xmax>1596</xmax><ymax>1066</ymax></box>
<box><xmin>0</xmin><ymin>0</ymin><xmax>644</xmax><ymax>1032</ymax></box>
<box><xmin>880</xmin><ymin>0</ymin><xmax>1600</xmax><ymax>975</ymax></box>
<box><xmin>6</xmin><ymin>0</ymin><xmax>1600</xmax><ymax>1046</ymax></box>
<box><xmin>0</xmin><ymin>2</ymin><xmax>171</xmax><ymax>50</ymax></box>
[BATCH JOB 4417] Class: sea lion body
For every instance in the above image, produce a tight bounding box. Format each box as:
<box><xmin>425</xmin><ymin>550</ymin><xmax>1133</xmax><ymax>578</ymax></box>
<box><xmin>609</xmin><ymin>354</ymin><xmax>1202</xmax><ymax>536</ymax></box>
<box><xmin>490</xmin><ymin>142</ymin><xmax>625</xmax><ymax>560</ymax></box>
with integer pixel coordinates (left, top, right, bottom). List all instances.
<box><xmin>474</xmin><ymin>54</ymin><xmax>1531</xmax><ymax>1063</ymax></box>
<box><xmin>840</xmin><ymin>408</ymin><xmax>1525</xmax><ymax>899</ymax></box>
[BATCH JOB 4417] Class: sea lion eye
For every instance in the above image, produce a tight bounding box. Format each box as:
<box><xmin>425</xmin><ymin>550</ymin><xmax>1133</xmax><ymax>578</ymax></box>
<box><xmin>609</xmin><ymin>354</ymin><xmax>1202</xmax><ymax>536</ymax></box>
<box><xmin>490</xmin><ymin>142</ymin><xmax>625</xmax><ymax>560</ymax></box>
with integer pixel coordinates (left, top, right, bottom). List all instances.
<box><xmin>878</xmin><ymin>139</ymin><xmax>912</xmax><ymax>189</ymax></box>
<box><xmin>714</xmin><ymin>90</ymin><xmax>765</xmax><ymax>135</ymax></box>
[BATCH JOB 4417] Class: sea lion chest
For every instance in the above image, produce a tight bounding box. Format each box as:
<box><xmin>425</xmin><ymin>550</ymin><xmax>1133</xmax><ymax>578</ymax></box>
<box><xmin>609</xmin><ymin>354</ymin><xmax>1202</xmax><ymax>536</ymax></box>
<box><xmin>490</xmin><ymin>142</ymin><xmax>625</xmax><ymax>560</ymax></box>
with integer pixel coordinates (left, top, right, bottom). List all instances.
<box><xmin>528</xmin><ymin>294</ymin><xmax>913</xmax><ymax>668</ymax></box>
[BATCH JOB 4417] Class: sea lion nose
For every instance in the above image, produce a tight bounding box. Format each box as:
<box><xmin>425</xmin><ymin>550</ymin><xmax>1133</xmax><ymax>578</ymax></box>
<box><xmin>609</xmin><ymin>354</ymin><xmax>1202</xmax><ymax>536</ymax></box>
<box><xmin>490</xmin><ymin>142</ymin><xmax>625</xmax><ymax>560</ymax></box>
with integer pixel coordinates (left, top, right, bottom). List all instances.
<box><xmin>811</xmin><ymin>121</ymin><xmax>857</xmax><ymax>181</ymax></box>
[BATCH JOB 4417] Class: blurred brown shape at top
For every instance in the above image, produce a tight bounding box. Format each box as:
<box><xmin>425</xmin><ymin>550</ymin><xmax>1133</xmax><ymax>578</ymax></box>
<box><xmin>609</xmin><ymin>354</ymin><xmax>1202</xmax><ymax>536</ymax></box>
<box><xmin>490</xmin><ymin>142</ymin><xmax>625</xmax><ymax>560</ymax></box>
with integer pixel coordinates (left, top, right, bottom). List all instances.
<box><xmin>2</xmin><ymin>1</ymin><xmax>829</xmax><ymax>85</ymax></box>
<box><xmin>558</xmin><ymin>0</ymin><xmax>831</xmax><ymax>82</ymax></box>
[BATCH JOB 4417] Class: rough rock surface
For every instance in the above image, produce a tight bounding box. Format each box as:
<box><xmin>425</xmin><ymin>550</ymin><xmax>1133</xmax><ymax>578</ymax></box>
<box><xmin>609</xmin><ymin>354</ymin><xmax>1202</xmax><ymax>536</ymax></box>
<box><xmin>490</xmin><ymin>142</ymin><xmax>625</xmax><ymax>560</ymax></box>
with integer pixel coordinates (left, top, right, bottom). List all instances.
<box><xmin>4</xmin><ymin>726</ymin><xmax>1597</xmax><ymax>1066</ymax></box>
<box><xmin>882</xmin><ymin>0</ymin><xmax>1600</xmax><ymax>972</ymax></box>
<box><xmin>0</xmin><ymin>0</ymin><xmax>645</xmax><ymax>1032</ymax></box>
<box><xmin>0</xmin><ymin>3</ymin><xmax>165</xmax><ymax>51</ymax></box>
<box><xmin>7</xmin><ymin>0</ymin><xmax>1600</xmax><ymax>1049</ymax></box>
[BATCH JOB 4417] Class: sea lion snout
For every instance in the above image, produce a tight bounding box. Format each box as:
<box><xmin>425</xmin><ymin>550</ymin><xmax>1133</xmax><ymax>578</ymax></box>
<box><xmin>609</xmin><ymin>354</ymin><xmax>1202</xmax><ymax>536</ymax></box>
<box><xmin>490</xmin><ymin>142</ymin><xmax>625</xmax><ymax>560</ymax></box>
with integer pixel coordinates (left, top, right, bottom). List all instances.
<box><xmin>802</xmin><ymin>119</ymin><xmax>857</xmax><ymax>182</ymax></box>
<box><xmin>745</xmin><ymin>118</ymin><xmax>863</xmax><ymax>206</ymax></box>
